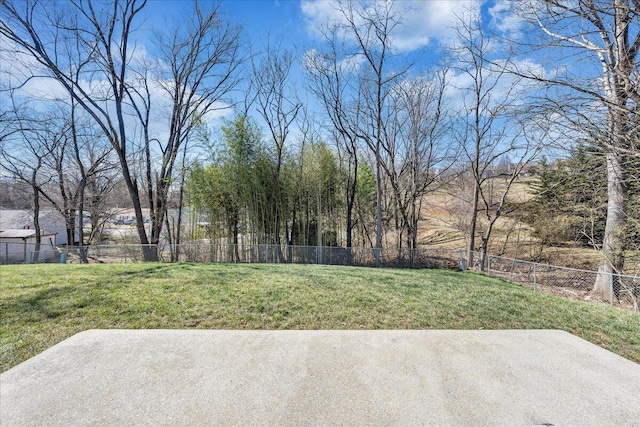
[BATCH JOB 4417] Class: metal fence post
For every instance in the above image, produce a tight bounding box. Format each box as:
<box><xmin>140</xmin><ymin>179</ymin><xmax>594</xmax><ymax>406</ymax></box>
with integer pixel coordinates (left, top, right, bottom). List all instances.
<box><xmin>533</xmin><ymin>263</ymin><xmax>537</xmax><ymax>291</ymax></box>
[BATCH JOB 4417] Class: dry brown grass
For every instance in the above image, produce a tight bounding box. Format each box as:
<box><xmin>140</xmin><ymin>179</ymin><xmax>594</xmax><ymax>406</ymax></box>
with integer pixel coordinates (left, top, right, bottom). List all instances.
<box><xmin>417</xmin><ymin>179</ymin><xmax>639</xmax><ymax>274</ymax></box>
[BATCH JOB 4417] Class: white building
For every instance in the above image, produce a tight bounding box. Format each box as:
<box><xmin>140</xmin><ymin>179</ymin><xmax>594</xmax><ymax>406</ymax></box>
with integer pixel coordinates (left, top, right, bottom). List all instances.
<box><xmin>0</xmin><ymin>209</ymin><xmax>78</xmax><ymax>245</ymax></box>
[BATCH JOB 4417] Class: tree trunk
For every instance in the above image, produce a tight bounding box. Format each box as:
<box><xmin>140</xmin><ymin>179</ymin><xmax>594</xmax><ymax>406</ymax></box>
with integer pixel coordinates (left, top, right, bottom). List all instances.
<box><xmin>175</xmin><ymin>182</ymin><xmax>186</xmax><ymax>263</ymax></box>
<box><xmin>66</xmin><ymin>208</ymin><xmax>76</xmax><ymax>246</ymax></box>
<box><xmin>591</xmin><ymin>1</ymin><xmax>633</xmax><ymax>300</ymax></box>
<box><xmin>77</xmin><ymin>180</ymin><xmax>88</xmax><ymax>263</ymax></box>
<box><xmin>233</xmin><ymin>211</ymin><xmax>240</xmax><ymax>263</ymax></box>
<box><xmin>468</xmin><ymin>179</ymin><xmax>480</xmax><ymax>268</ymax></box>
<box><xmin>32</xmin><ymin>184</ymin><xmax>41</xmax><ymax>264</ymax></box>
<box><xmin>593</xmin><ymin>150</ymin><xmax>627</xmax><ymax>299</ymax></box>
<box><xmin>165</xmin><ymin>214</ymin><xmax>174</xmax><ymax>262</ymax></box>
<box><xmin>375</xmin><ymin>155</ymin><xmax>382</xmax><ymax>267</ymax></box>
<box><xmin>317</xmin><ymin>184</ymin><xmax>323</xmax><ymax>264</ymax></box>
<box><xmin>480</xmin><ymin>236</ymin><xmax>489</xmax><ymax>272</ymax></box>
<box><xmin>346</xmin><ymin>161</ymin><xmax>357</xmax><ymax>249</ymax></box>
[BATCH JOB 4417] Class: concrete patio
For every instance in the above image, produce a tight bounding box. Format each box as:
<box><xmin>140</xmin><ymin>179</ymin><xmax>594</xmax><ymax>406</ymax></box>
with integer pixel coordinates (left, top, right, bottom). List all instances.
<box><xmin>2</xmin><ymin>329</ymin><xmax>639</xmax><ymax>426</ymax></box>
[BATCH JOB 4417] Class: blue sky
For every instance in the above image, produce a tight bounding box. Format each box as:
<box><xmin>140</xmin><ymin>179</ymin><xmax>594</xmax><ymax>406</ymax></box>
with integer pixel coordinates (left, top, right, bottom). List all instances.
<box><xmin>223</xmin><ymin>0</ymin><xmax>309</xmax><ymax>42</ymax></box>
<box><xmin>1</xmin><ymin>0</ymin><xmax>549</xmax><ymax>149</ymax></box>
<box><xmin>144</xmin><ymin>0</ymin><xmax>490</xmax><ymax>73</ymax></box>
<box><xmin>196</xmin><ymin>0</ymin><xmax>492</xmax><ymax>121</ymax></box>
<box><xmin>146</xmin><ymin>0</ymin><xmax>311</xmax><ymax>44</ymax></box>
<box><xmin>143</xmin><ymin>0</ymin><xmax>531</xmax><ymax>147</ymax></box>
<box><xmin>1</xmin><ymin>0</ymin><xmax>503</xmax><ymax>109</ymax></box>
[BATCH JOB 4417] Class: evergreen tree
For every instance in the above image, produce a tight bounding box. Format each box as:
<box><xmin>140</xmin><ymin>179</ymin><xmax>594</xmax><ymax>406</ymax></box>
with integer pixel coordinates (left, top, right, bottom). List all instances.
<box><xmin>525</xmin><ymin>143</ymin><xmax>639</xmax><ymax>254</ymax></box>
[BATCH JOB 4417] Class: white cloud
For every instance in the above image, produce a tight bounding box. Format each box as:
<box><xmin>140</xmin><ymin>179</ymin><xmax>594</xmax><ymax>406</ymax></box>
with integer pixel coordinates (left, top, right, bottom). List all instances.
<box><xmin>300</xmin><ymin>0</ymin><xmax>345</xmax><ymax>36</ymax></box>
<box><xmin>0</xmin><ymin>36</ymin><xmax>68</xmax><ymax>103</ymax></box>
<box><xmin>444</xmin><ymin>56</ymin><xmax>550</xmax><ymax>118</ymax></box>
<box><xmin>488</xmin><ymin>2</ymin><xmax>525</xmax><ymax>37</ymax></box>
<box><xmin>300</xmin><ymin>0</ymin><xmax>480</xmax><ymax>52</ymax></box>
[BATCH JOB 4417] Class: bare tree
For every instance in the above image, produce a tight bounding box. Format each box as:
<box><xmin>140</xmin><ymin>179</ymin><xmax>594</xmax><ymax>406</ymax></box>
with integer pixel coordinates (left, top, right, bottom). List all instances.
<box><xmin>385</xmin><ymin>70</ymin><xmax>455</xmax><ymax>254</ymax></box>
<box><xmin>1</xmin><ymin>0</ymin><xmax>156</xmax><ymax>256</ymax></box>
<box><xmin>164</xmin><ymin>119</ymin><xmax>207</xmax><ymax>261</ymax></box>
<box><xmin>70</xmin><ymin>112</ymin><xmax>117</xmax><ymax>260</ymax></box>
<box><xmin>512</xmin><ymin>1</ymin><xmax>639</xmax><ymax>295</ymax></box>
<box><xmin>1</xmin><ymin>72</ymin><xmax>115</xmax><ymax>258</ymax></box>
<box><xmin>452</xmin><ymin>7</ymin><xmax>541</xmax><ymax>270</ymax></box>
<box><xmin>81</xmin><ymin>151</ymin><xmax>120</xmax><ymax>245</ymax></box>
<box><xmin>478</xmin><ymin>117</ymin><xmax>544</xmax><ymax>269</ymax></box>
<box><xmin>0</xmin><ymin>107</ymin><xmax>59</xmax><ymax>261</ymax></box>
<box><xmin>251</xmin><ymin>39</ymin><xmax>301</xmax><ymax>248</ymax></box>
<box><xmin>1</xmin><ymin>0</ymin><xmax>242</xmax><ymax>261</ymax></box>
<box><xmin>334</xmin><ymin>0</ymin><xmax>410</xmax><ymax>265</ymax></box>
<box><xmin>304</xmin><ymin>23</ymin><xmax>363</xmax><ymax>252</ymax></box>
<box><xmin>127</xmin><ymin>0</ymin><xmax>242</xmax><ymax>254</ymax></box>
<box><xmin>2</xmin><ymin>104</ymin><xmax>115</xmax><ymax>250</ymax></box>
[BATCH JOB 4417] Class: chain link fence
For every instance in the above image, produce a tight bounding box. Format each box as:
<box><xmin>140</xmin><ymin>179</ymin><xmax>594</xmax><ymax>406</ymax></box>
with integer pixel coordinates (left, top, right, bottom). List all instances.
<box><xmin>0</xmin><ymin>242</ymin><xmax>462</xmax><ymax>270</ymax></box>
<box><xmin>474</xmin><ymin>252</ymin><xmax>639</xmax><ymax>311</ymax></box>
<box><xmin>0</xmin><ymin>241</ymin><xmax>61</xmax><ymax>264</ymax></box>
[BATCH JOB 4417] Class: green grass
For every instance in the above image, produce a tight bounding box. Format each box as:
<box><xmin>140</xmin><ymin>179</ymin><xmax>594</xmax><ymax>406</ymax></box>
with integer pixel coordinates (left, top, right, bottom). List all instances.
<box><xmin>1</xmin><ymin>263</ymin><xmax>639</xmax><ymax>372</ymax></box>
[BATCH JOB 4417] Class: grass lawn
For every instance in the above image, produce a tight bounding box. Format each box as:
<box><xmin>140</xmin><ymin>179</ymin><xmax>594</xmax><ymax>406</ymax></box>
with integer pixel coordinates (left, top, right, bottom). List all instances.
<box><xmin>1</xmin><ymin>262</ymin><xmax>639</xmax><ymax>372</ymax></box>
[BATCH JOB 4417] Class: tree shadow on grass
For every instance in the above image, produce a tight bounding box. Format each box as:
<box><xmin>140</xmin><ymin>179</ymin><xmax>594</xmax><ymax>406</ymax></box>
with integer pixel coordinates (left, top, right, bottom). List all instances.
<box><xmin>1</xmin><ymin>284</ymin><xmax>114</xmax><ymax>323</ymax></box>
<box><xmin>111</xmin><ymin>263</ymin><xmax>255</xmax><ymax>280</ymax></box>
<box><xmin>113</xmin><ymin>264</ymin><xmax>174</xmax><ymax>278</ymax></box>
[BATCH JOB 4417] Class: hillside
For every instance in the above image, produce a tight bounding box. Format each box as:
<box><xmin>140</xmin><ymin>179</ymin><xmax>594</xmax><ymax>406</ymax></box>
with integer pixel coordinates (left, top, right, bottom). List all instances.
<box><xmin>416</xmin><ymin>178</ymin><xmax>638</xmax><ymax>274</ymax></box>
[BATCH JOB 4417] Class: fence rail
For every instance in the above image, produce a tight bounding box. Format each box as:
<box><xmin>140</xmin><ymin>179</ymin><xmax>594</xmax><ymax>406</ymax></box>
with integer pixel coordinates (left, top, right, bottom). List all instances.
<box><xmin>2</xmin><ymin>242</ymin><xmax>637</xmax><ymax>311</ymax></box>
<box><xmin>476</xmin><ymin>252</ymin><xmax>639</xmax><ymax>311</ymax></box>
<box><xmin>0</xmin><ymin>242</ymin><xmax>462</xmax><ymax>270</ymax></box>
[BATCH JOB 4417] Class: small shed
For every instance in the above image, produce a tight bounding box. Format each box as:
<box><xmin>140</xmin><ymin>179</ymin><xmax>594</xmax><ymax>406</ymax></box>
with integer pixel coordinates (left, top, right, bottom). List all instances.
<box><xmin>0</xmin><ymin>230</ymin><xmax>58</xmax><ymax>263</ymax></box>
